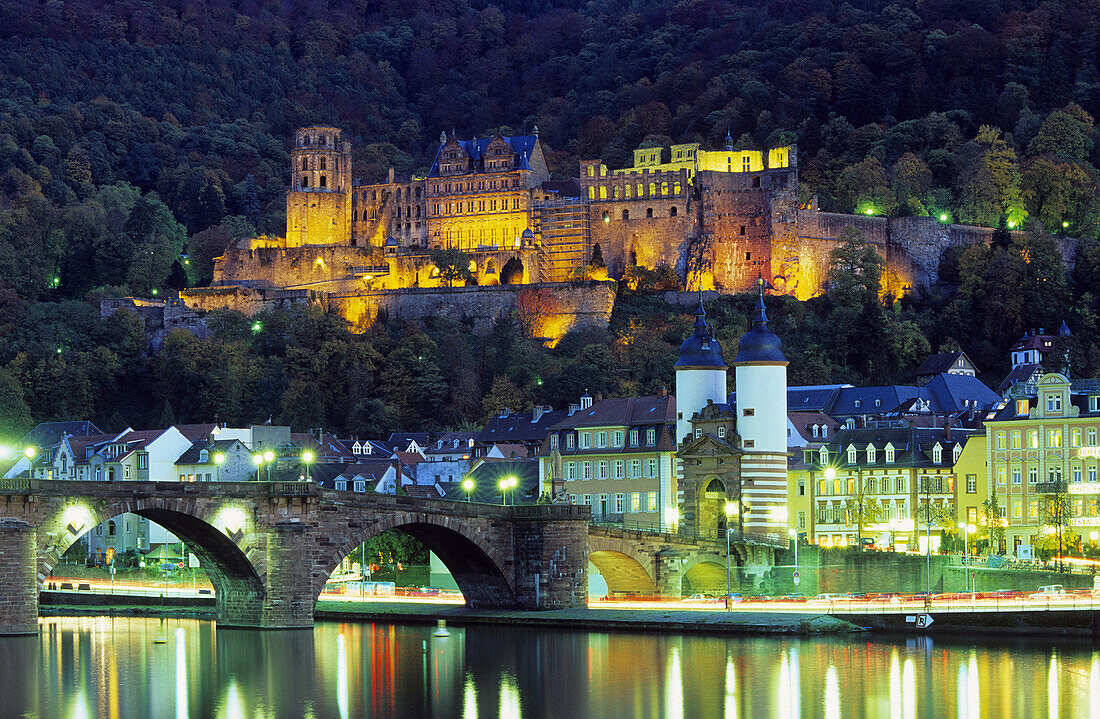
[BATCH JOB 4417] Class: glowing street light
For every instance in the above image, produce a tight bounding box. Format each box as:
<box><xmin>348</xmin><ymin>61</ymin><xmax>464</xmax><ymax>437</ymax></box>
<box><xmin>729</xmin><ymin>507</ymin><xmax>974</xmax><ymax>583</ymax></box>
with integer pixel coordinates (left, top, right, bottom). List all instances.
<box><xmin>251</xmin><ymin>321</ymin><xmax>263</xmax><ymax>334</ymax></box>
<box><xmin>263</xmin><ymin>450</ymin><xmax>275</xmax><ymax>481</ymax></box>
<box><xmin>939</xmin><ymin>213</ymin><xmax>948</xmax><ymax>222</ymax></box>
<box><xmin>499</xmin><ymin>476</ymin><xmax>517</xmax><ymax>505</ymax></box>
<box><xmin>301</xmin><ymin>449</ymin><xmax>315</xmax><ymax>482</ymax></box>
<box><xmin>213</xmin><ymin>452</ymin><xmax>225</xmax><ymax>482</ymax></box>
<box><xmin>462</xmin><ymin>478</ymin><xmax>475</xmax><ymax>502</ymax></box>
<box><xmin>252</xmin><ymin>453</ymin><xmax>264</xmax><ymax>481</ymax></box>
<box><xmin>24</xmin><ymin>446</ymin><xmax>36</xmax><ymax>459</ymax></box>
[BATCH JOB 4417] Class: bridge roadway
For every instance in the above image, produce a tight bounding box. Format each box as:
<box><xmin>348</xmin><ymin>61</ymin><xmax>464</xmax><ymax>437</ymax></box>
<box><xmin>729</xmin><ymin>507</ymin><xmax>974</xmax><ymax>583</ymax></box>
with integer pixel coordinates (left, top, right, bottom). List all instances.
<box><xmin>0</xmin><ymin>479</ymin><xmax>590</xmax><ymax>634</ymax></box>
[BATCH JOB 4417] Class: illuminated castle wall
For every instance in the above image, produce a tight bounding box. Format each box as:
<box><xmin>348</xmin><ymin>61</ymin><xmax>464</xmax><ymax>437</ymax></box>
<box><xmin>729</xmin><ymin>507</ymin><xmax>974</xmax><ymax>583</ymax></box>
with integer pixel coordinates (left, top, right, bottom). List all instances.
<box><xmin>198</xmin><ymin>126</ymin><xmax>1049</xmax><ymax>329</ymax></box>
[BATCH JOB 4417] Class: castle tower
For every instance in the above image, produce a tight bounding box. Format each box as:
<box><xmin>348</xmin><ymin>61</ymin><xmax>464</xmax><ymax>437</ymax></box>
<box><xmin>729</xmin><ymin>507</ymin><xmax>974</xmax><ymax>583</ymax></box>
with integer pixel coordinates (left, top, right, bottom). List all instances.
<box><xmin>286</xmin><ymin>126</ymin><xmax>352</xmax><ymax>247</ymax></box>
<box><xmin>674</xmin><ymin>301</ymin><xmax>728</xmax><ymax>446</ymax></box>
<box><xmin>733</xmin><ymin>285</ymin><xmax>788</xmax><ymax>540</ymax></box>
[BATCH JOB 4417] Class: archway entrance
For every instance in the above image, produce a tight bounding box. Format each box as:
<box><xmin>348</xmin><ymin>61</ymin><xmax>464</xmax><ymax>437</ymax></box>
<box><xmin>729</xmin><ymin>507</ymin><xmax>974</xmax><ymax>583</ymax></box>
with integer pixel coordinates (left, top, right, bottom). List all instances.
<box><xmin>588</xmin><ymin>550</ymin><xmax>656</xmax><ymax>597</ymax></box>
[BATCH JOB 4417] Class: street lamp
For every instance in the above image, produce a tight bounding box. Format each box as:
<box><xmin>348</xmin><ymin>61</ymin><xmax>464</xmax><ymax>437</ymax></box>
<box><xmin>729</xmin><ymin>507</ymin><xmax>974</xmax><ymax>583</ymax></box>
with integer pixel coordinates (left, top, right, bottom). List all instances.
<box><xmin>499</xmin><ymin>476</ymin><xmax>516</xmax><ymax>505</ymax></box>
<box><xmin>462</xmin><ymin>478</ymin><xmax>475</xmax><ymax>502</ymax></box>
<box><xmin>213</xmin><ymin>452</ymin><xmax>225</xmax><ymax>482</ymax></box>
<box><xmin>263</xmin><ymin>450</ymin><xmax>275</xmax><ymax>481</ymax></box>
<box><xmin>958</xmin><ymin>522</ymin><xmax>976</xmax><ymax>591</ymax></box>
<box><xmin>724</xmin><ymin>501</ymin><xmax>736</xmax><ymax>608</ymax></box>
<box><xmin>301</xmin><ymin>450</ymin><xmax>314</xmax><ymax>482</ymax></box>
<box><xmin>789</xmin><ymin>528</ymin><xmax>799</xmax><ymax>589</ymax></box>
<box><xmin>252</xmin><ymin>453</ymin><xmax>263</xmax><ymax>481</ymax></box>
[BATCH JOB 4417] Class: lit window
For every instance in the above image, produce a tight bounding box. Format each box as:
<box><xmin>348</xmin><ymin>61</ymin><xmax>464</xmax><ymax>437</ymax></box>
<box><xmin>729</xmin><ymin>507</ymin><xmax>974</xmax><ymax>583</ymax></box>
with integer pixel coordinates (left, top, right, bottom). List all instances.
<box><xmin>1016</xmin><ymin>399</ymin><xmax>1028</xmax><ymax>416</ymax></box>
<box><xmin>995</xmin><ymin>432</ymin><xmax>1006</xmax><ymax>450</ymax></box>
<box><xmin>1011</xmin><ymin>431</ymin><xmax>1021</xmax><ymax>449</ymax></box>
<box><xmin>1048</xmin><ymin>429</ymin><xmax>1062</xmax><ymax>448</ymax></box>
<box><xmin>1028</xmin><ymin>430</ymin><xmax>1039</xmax><ymax>449</ymax></box>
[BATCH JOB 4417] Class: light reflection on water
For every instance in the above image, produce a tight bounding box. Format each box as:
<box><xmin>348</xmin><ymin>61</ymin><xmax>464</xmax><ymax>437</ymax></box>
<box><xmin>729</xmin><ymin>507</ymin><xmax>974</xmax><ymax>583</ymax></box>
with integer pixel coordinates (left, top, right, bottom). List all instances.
<box><xmin>4</xmin><ymin>617</ymin><xmax>1100</xmax><ymax>718</ymax></box>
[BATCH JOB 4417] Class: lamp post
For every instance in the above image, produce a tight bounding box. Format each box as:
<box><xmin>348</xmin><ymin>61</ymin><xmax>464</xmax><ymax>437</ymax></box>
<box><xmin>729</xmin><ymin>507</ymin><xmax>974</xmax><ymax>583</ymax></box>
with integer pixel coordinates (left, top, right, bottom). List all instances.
<box><xmin>252</xmin><ymin>453</ymin><xmax>263</xmax><ymax>481</ymax></box>
<box><xmin>499</xmin><ymin>477</ymin><xmax>516</xmax><ymax>505</ymax></box>
<box><xmin>789</xmin><ymin>528</ymin><xmax>798</xmax><ymax>589</ymax></box>
<box><xmin>263</xmin><ymin>450</ymin><xmax>274</xmax><ymax>482</ymax></box>
<box><xmin>462</xmin><ymin>478</ymin><xmax>474</xmax><ymax>502</ymax></box>
<box><xmin>302</xmin><ymin>450</ymin><xmax>314</xmax><ymax>482</ymax></box>
<box><xmin>724</xmin><ymin>501</ymin><xmax>736</xmax><ymax>608</ymax></box>
<box><xmin>958</xmin><ymin>522</ymin><xmax>976</xmax><ymax>591</ymax></box>
<box><xmin>213</xmin><ymin>452</ymin><xmax>225</xmax><ymax>482</ymax></box>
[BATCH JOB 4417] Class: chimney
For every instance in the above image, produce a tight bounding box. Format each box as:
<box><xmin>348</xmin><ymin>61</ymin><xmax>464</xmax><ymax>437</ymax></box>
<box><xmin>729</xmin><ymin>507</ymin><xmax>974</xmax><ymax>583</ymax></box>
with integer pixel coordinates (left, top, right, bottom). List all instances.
<box><xmin>532</xmin><ymin>405</ymin><xmax>548</xmax><ymax>423</ymax></box>
<box><xmin>944</xmin><ymin>416</ymin><xmax>953</xmax><ymax>441</ymax></box>
<box><xmin>658</xmin><ymin>386</ymin><xmax>668</xmax><ymax>398</ymax></box>
<box><xmin>568</xmin><ymin>403</ymin><xmax>580</xmax><ymax>416</ymax></box>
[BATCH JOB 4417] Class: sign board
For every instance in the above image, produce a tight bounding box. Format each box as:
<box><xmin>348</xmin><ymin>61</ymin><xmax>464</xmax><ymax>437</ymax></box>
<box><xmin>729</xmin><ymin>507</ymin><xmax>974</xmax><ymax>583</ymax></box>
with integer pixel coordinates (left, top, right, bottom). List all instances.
<box><xmin>793</xmin><ymin>570</ymin><xmax>800</xmax><ymax>586</ymax></box>
<box><xmin>906</xmin><ymin>614</ymin><xmax>934</xmax><ymax>629</ymax></box>
<box><xmin>1017</xmin><ymin>545</ymin><xmax>1034</xmax><ymax>560</ymax></box>
<box><xmin>189</xmin><ymin>553</ymin><xmax>200</xmax><ymax>568</ymax></box>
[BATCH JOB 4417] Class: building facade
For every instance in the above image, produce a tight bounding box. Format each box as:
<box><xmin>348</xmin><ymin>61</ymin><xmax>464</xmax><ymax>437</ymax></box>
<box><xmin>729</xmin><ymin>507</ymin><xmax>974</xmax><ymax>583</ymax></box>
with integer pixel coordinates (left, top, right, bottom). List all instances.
<box><xmin>985</xmin><ymin>372</ymin><xmax>1100</xmax><ymax>557</ymax></box>
<box><xmin>539</xmin><ymin>394</ymin><xmax>678</xmax><ymax>526</ymax></box>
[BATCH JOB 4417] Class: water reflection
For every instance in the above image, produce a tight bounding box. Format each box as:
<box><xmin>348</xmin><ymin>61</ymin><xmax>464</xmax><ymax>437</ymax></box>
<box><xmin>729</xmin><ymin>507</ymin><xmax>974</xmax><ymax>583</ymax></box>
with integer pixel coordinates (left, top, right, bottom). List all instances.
<box><xmin>6</xmin><ymin>618</ymin><xmax>1100</xmax><ymax>718</ymax></box>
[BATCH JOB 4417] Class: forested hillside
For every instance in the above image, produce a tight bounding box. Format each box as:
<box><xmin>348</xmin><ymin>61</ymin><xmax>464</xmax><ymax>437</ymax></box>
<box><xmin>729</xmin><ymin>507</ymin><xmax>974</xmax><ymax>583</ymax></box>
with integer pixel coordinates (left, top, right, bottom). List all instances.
<box><xmin>1</xmin><ymin>0</ymin><xmax>1100</xmax><ymax>437</ymax></box>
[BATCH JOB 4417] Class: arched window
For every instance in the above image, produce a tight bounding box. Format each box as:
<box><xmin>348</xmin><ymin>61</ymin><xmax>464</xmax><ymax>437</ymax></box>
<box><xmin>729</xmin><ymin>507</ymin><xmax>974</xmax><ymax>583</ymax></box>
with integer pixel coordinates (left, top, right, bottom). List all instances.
<box><xmin>301</xmin><ymin>175</ymin><xmax>309</xmax><ymax>188</ymax></box>
<box><xmin>301</xmin><ymin>157</ymin><xmax>309</xmax><ymax>171</ymax></box>
<box><xmin>319</xmin><ymin>157</ymin><xmax>327</xmax><ymax>170</ymax></box>
<box><xmin>622</xmin><ymin>209</ymin><xmax>629</xmax><ymax>220</ymax></box>
<box><xmin>646</xmin><ymin>207</ymin><xmax>653</xmax><ymax>218</ymax></box>
<box><xmin>108</xmin><ymin>520</ymin><xmax>116</xmax><ymax>536</ymax></box>
<box><xmin>670</xmin><ymin>206</ymin><xmax>678</xmax><ymax>217</ymax></box>
<box><xmin>319</xmin><ymin>174</ymin><xmax>326</xmax><ymax>188</ymax></box>
<box><xmin>588</xmin><ymin>187</ymin><xmax>595</xmax><ymax>200</ymax></box>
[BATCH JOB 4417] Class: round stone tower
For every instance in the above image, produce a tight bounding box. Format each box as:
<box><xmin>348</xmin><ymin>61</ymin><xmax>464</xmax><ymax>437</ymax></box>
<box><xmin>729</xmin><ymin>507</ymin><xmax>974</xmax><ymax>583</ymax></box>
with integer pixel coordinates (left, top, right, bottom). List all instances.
<box><xmin>286</xmin><ymin>126</ymin><xmax>352</xmax><ymax>247</ymax></box>
<box><xmin>733</xmin><ymin>285</ymin><xmax>789</xmax><ymax>539</ymax></box>
<box><xmin>674</xmin><ymin>300</ymin><xmax>728</xmax><ymax>446</ymax></box>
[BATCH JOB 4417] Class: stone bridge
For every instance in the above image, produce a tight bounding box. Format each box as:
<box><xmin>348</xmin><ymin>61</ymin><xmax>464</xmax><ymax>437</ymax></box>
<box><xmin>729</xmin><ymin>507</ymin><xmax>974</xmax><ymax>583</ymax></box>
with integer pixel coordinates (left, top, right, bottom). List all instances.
<box><xmin>0</xmin><ymin>479</ymin><xmax>589</xmax><ymax>634</ymax></box>
<box><xmin>586</xmin><ymin>525</ymin><xmax>784</xmax><ymax>597</ymax></box>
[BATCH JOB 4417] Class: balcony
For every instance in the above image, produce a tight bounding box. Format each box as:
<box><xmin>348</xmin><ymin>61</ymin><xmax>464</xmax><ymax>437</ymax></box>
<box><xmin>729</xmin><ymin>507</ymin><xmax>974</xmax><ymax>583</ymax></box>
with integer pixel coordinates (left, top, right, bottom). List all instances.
<box><xmin>1035</xmin><ymin>480</ymin><xmax>1068</xmax><ymax>494</ymax></box>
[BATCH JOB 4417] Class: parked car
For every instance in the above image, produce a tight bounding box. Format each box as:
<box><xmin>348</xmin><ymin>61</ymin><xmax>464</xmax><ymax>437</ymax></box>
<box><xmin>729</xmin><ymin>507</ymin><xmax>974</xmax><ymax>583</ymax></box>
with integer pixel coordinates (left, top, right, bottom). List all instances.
<box><xmin>1029</xmin><ymin>585</ymin><xmax>1067</xmax><ymax>600</ymax></box>
<box><xmin>809</xmin><ymin>593</ymin><xmax>850</xmax><ymax>603</ymax></box>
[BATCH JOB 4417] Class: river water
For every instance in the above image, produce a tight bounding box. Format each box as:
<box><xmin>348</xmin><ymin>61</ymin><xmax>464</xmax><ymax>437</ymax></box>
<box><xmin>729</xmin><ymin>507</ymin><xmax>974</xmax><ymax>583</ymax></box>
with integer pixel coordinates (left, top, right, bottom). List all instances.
<box><xmin>2</xmin><ymin>616</ymin><xmax>1099</xmax><ymax>718</ymax></box>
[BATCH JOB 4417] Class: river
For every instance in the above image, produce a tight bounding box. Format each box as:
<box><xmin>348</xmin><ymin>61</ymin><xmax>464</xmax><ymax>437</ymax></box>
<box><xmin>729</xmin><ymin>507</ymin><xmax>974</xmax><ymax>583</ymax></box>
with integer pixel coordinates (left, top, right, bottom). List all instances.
<box><xmin>2</xmin><ymin>617</ymin><xmax>1099</xmax><ymax>718</ymax></box>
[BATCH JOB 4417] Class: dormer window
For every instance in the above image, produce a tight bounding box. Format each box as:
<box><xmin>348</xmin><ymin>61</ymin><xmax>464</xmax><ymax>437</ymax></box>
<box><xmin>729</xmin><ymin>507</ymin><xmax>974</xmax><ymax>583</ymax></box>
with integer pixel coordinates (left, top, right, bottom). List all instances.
<box><xmin>819</xmin><ymin>447</ymin><xmax>829</xmax><ymax>464</ymax></box>
<box><xmin>822</xmin><ymin>426</ymin><xmax>828</xmax><ymax>438</ymax></box>
<box><xmin>566</xmin><ymin>434</ymin><xmax>576</xmax><ymax>450</ymax></box>
<box><xmin>885</xmin><ymin>444</ymin><xmax>895</xmax><ymax>463</ymax></box>
<box><xmin>646</xmin><ymin>428</ymin><xmax>656</xmax><ymax>446</ymax></box>
<box><xmin>874</xmin><ymin>399</ymin><xmax>881</xmax><ymax>407</ymax></box>
<box><xmin>1047</xmin><ymin>394</ymin><xmax>1063</xmax><ymax>413</ymax></box>
<box><xmin>854</xmin><ymin>399</ymin><xmax>862</xmax><ymax>409</ymax></box>
<box><xmin>932</xmin><ymin>444</ymin><xmax>943</xmax><ymax>464</ymax></box>
<box><xmin>718</xmin><ymin>426</ymin><xmax>726</xmax><ymax>439</ymax></box>
<box><xmin>1016</xmin><ymin>399</ymin><xmax>1029</xmax><ymax>416</ymax></box>
<box><xmin>866</xmin><ymin>446</ymin><xmax>876</xmax><ymax>463</ymax></box>
<box><xmin>845</xmin><ymin>418</ymin><xmax>856</xmax><ymax>430</ymax></box>
<box><xmin>847</xmin><ymin>446</ymin><xmax>857</xmax><ymax>464</ymax></box>
<box><xmin>550</xmin><ymin>434</ymin><xmax>559</xmax><ymax>451</ymax></box>
<box><xmin>953</xmin><ymin>444</ymin><xmax>962</xmax><ymax>463</ymax></box>
<box><xmin>812</xmin><ymin>425</ymin><xmax>819</xmax><ymax>438</ymax></box>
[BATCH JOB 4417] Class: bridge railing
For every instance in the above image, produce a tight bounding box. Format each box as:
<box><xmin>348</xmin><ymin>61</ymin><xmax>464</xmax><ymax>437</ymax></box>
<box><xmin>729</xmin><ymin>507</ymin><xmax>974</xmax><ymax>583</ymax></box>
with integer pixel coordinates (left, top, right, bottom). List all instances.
<box><xmin>590</xmin><ymin>518</ymin><xmax>789</xmax><ymax>549</ymax></box>
<box><xmin>0</xmin><ymin>478</ymin><xmax>32</xmax><ymax>493</ymax></box>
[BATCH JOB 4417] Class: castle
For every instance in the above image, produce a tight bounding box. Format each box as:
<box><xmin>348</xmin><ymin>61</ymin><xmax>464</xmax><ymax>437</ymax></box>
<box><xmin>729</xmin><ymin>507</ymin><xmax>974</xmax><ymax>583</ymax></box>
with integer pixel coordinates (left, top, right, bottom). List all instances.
<box><xmin>182</xmin><ymin>124</ymin><xmax>1062</xmax><ymax>329</ymax></box>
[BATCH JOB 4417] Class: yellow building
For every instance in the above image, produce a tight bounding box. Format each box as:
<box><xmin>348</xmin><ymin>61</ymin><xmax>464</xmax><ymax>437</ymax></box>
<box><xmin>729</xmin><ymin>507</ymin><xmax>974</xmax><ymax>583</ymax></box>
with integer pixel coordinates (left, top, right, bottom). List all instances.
<box><xmin>788</xmin><ymin>426</ymin><xmax>973</xmax><ymax>552</ymax></box>
<box><xmin>985</xmin><ymin>373</ymin><xmax>1100</xmax><ymax>557</ymax></box>
<box><xmin>604</xmin><ymin>135</ymin><xmax>793</xmax><ymax>184</ymax></box>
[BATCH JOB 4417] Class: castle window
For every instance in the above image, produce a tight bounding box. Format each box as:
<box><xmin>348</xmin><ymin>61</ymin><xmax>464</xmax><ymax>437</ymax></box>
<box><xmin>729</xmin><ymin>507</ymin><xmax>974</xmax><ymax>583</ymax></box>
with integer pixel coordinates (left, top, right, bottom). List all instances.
<box><xmin>613</xmin><ymin>186</ymin><xmax>620</xmax><ymax>199</ymax></box>
<box><xmin>752</xmin><ymin>176</ymin><xmax>761</xmax><ymax>188</ymax></box>
<box><xmin>625</xmin><ymin>185</ymin><xmax>631</xmax><ymax>198</ymax></box>
<box><xmin>637</xmin><ymin>183</ymin><xmax>643</xmax><ymax>196</ymax></box>
<box><xmin>746</xmin><ymin>252</ymin><xmax>751</xmax><ymax>261</ymax></box>
<box><xmin>743</xmin><ymin>156</ymin><xmax>750</xmax><ymax>172</ymax></box>
<box><xmin>587</xmin><ymin>166</ymin><xmax>594</xmax><ymax>177</ymax></box>
<box><xmin>363</xmin><ymin>210</ymin><xmax>369</xmax><ymax>220</ymax></box>
<box><xmin>599</xmin><ymin>186</ymin><xmax>607</xmax><ymax>199</ymax></box>
<box><xmin>622</xmin><ymin>210</ymin><xmax>629</xmax><ymax>220</ymax></box>
<box><xmin>416</xmin><ymin>206</ymin><xmax>421</xmax><ymax>218</ymax></box>
<box><xmin>319</xmin><ymin>175</ymin><xmax>326</xmax><ymax>188</ymax></box>
<box><xmin>301</xmin><ymin>175</ymin><xmax>309</xmax><ymax>188</ymax></box>
<box><xmin>674</xmin><ymin>183</ymin><xmax>681</xmax><ymax>194</ymax></box>
<box><xmin>648</xmin><ymin>182</ymin><xmax>655</xmax><ymax>196</ymax></box>
<box><xmin>646</xmin><ymin>208</ymin><xmax>653</xmax><ymax>218</ymax></box>
<box><xmin>588</xmin><ymin>187</ymin><xmax>595</xmax><ymax>200</ymax></box>
<box><xmin>396</xmin><ymin>188</ymin><xmax>401</xmax><ymax>200</ymax></box>
<box><xmin>670</xmin><ymin>206</ymin><xmax>677</xmax><ymax>217</ymax></box>
<box><xmin>301</xmin><ymin>157</ymin><xmax>309</xmax><ymax>171</ymax></box>
<box><xmin>661</xmin><ymin>182</ymin><xmax>668</xmax><ymax>196</ymax></box>
<box><xmin>739</xmin><ymin>226</ymin><xmax>746</xmax><ymax>236</ymax></box>
<box><xmin>320</xmin><ymin>157</ymin><xmax>327</xmax><ymax>170</ymax></box>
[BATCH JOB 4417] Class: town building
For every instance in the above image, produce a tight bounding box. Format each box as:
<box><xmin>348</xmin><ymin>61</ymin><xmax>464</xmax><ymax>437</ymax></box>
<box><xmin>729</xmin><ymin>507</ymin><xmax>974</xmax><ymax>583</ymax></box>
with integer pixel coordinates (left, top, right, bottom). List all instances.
<box><xmin>790</xmin><ymin>425</ymin><xmax>974</xmax><ymax>550</ymax></box>
<box><xmin>985</xmin><ymin>372</ymin><xmax>1100</xmax><ymax>557</ymax></box>
<box><xmin>539</xmin><ymin>392</ymin><xmax>677</xmax><ymax>525</ymax></box>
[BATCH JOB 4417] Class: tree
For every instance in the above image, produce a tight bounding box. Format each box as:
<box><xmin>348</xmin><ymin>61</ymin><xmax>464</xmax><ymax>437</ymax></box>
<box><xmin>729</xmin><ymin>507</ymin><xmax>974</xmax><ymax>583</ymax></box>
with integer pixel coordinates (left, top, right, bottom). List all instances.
<box><xmin>891</xmin><ymin>153</ymin><xmax>933</xmax><ymax>216</ymax></box>
<box><xmin>1039</xmin><ymin>489</ymin><xmax>1074</xmax><ymax>571</ymax></box>
<box><xmin>978</xmin><ymin>493</ymin><xmax>1005</xmax><ymax>555</ymax></box>
<box><xmin>844</xmin><ymin>477</ymin><xmax>884</xmax><ymax>546</ymax></box>
<box><xmin>430</xmin><ymin>247</ymin><xmax>474</xmax><ymax>287</ymax></box>
<box><xmin>481</xmin><ymin>375</ymin><xmax>528</xmax><ymax>421</ymax></box>
<box><xmin>1027</xmin><ymin>104</ymin><xmax>1094</xmax><ymax>161</ymax></box>
<box><xmin>955</xmin><ymin>126</ymin><xmax>1023</xmax><ymax>227</ymax></box>
<box><xmin>835</xmin><ymin>156</ymin><xmax>896</xmax><ymax>216</ymax></box>
<box><xmin>0</xmin><ymin>369</ymin><xmax>31</xmax><ymax>437</ymax></box>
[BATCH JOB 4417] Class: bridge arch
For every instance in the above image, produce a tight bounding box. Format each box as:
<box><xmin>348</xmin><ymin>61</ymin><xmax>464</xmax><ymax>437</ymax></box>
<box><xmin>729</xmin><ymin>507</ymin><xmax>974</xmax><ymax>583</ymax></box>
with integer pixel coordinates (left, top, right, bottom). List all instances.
<box><xmin>40</xmin><ymin>497</ymin><xmax>267</xmax><ymax>625</ymax></box>
<box><xmin>315</xmin><ymin>513</ymin><xmax>517</xmax><ymax>609</ymax></box>
<box><xmin>681</xmin><ymin>553</ymin><xmax>729</xmax><ymax>595</ymax></box>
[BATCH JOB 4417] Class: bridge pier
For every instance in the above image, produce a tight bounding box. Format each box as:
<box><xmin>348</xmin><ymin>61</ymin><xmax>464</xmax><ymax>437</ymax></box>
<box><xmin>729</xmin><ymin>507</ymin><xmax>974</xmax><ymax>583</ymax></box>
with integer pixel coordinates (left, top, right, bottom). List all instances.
<box><xmin>655</xmin><ymin>548</ymin><xmax>684</xmax><ymax>598</ymax></box>
<box><xmin>512</xmin><ymin>508</ymin><xmax>589</xmax><ymax>609</ymax></box>
<box><xmin>258</xmin><ymin>521</ymin><xmax>315</xmax><ymax>629</ymax></box>
<box><xmin>0</xmin><ymin>520</ymin><xmax>38</xmax><ymax>635</ymax></box>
